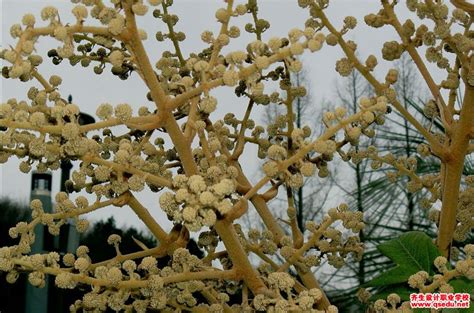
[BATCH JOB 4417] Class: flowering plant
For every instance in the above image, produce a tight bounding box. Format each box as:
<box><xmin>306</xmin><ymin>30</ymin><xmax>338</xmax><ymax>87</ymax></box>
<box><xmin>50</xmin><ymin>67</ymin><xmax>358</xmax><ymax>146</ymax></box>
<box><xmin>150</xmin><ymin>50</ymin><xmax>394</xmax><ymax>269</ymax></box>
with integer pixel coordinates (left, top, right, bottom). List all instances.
<box><xmin>1</xmin><ymin>0</ymin><xmax>474</xmax><ymax>312</ymax></box>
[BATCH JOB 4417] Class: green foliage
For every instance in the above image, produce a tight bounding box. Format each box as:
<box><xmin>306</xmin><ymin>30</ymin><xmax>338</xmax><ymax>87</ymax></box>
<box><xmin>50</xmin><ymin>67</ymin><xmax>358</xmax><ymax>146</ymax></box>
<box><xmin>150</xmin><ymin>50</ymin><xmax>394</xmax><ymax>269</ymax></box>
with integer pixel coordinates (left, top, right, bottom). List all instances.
<box><xmin>364</xmin><ymin>231</ymin><xmax>473</xmax><ymax>311</ymax></box>
<box><xmin>366</xmin><ymin>231</ymin><xmax>440</xmax><ymax>301</ymax></box>
<box><xmin>449</xmin><ymin>277</ymin><xmax>474</xmax><ymax>298</ymax></box>
<box><xmin>367</xmin><ymin>231</ymin><xmax>441</xmax><ymax>286</ymax></box>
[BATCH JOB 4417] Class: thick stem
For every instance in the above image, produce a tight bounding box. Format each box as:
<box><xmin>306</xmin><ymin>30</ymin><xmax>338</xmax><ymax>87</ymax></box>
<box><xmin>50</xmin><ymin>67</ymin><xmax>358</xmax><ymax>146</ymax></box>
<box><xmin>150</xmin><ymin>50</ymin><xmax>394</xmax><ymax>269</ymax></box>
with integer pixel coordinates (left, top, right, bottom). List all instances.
<box><xmin>450</xmin><ymin>0</ymin><xmax>474</xmax><ymax>12</ymax></box>
<box><xmin>14</xmin><ymin>258</ymin><xmax>236</xmax><ymax>290</ymax></box>
<box><xmin>127</xmin><ymin>193</ymin><xmax>168</xmax><ymax>242</ymax></box>
<box><xmin>297</xmin><ymin>268</ymin><xmax>331</xmax><ymax>309</ymax></box>
<box><xmin>437</xmin><ymin>86</ymin><xmax>474</xmax><ymax>257</ymax></box>
<box><xmin>124</xmin><ymin>0</ymin><xmax>169</xmax><ymax>108</ymax></box>
<box><xmin>232</xmin><ymin>100</ymin><xmax>254</xmax><ymax>159</ymax></box>
<box><xmin>232</xmin><ymin>169</ymin><xmax>285</xmax><ymax>242</ymax></box>
<box><xmin>163</xmin><ymin>112</ymin><xmax>199</xmax><ymax>175</ymax></box>
<box><xmin>213</xmin><ymin>220</ymin><xmax>270</xmax><ymax>295</ymax></box>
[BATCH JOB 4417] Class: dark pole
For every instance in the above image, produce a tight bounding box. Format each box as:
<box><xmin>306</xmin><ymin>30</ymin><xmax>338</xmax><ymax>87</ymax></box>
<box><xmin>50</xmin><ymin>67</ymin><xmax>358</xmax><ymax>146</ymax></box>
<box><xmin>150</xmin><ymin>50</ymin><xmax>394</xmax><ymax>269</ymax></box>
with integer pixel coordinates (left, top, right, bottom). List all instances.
<box><xmin>59</xmin><ymin>161</ymin><xmax>73</xmax><ymax>193</ymax></box>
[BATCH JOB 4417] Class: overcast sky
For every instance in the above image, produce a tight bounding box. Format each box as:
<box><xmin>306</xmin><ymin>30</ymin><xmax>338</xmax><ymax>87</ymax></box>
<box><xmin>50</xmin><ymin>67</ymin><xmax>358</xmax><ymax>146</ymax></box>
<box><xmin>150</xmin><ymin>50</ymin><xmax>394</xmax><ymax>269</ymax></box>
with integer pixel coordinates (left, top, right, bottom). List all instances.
<box><xmin>1</xmin><ymin>0</ymin><xmax>452</xmax><ymax>231</ymax></box>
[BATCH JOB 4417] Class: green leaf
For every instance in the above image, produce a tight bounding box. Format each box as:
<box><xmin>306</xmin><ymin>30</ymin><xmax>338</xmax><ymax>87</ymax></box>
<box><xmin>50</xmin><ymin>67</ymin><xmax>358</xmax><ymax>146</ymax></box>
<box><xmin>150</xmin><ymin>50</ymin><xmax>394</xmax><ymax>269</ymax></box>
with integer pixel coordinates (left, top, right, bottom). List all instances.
<box><xmin>450</xmin><ymin>277</ymin><xmax>474</xmax><ymax>298</ymax></box>
<box><xmin>365</xmin><ymin>231</ymin><xmax>440</xmax><ymax>287</ymax></box>
<box><xmin>367</xmin><ymin>267</ymin><xmax>417</xmax><ymax>286</ymax></box>
<box><xmin>369</xmin><ymin>284</ymin><xmax>413</xmax><ymax>302</ymax></box>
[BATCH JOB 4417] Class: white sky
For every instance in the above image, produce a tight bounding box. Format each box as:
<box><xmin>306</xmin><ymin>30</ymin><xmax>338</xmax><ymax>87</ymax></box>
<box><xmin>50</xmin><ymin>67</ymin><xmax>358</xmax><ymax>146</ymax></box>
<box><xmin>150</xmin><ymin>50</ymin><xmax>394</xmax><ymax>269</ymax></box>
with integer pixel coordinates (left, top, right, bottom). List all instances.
<box><xmin>1</xmin><ymin>0</ymin><xmax>452</xmax><ymax>231</ymax></box>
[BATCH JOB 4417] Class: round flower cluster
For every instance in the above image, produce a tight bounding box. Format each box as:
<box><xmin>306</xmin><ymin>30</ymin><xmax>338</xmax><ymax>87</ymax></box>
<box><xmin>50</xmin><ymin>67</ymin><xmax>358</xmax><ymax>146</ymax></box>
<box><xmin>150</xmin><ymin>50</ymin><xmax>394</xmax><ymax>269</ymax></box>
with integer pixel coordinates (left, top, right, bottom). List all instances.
<box><xmin>408</xmin><ymin>270</ymin><xmax>430</xmax><ymax>289</ymax></box>
<box><xmin>454</xmin><ymin>186</ymin><xmax>474</xmax><ymax>242</ymax></box>
<box><xmin>114</xmin><ymin>103</ymin><xmax>133</xmax><ymax>122</ymax></box>
<box><xmin>159</xmin><ymin>168</ymin><xmax>240</xmax><ymax>231</ymax></box>
<box><xmin>335</xmin><ymin>57</ymin><xmax>353</xmax><ymax>77</ymax></box>
<box><xmin>381</xmin><ymin>41</ymin><xmax>404</xmax><ymax>61</ymax></box>
<box><xmin>343</xmin><ymin>16</ymin><xmax>357</xmax><ymax>30</ymax></box>
<box><xmin>267</xmin><ymin>272</ymin><xmax>295</xmax><ymax>290</ymax></box>
<box><xmin>252</xmin><ymin>286</ymin><xmax>328</xmax><ymax>312</ymax></box>
<box><xmin>373</xmin><ymin>295</ymin><xmax>411</xmax><ymax>312</ymax></box>
<box><xmin>364</xmin><ymin>12</ymin><xmax>385</xmax><ymax>28</ymax></box>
